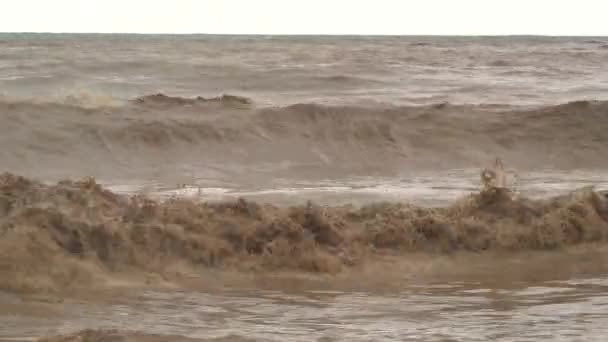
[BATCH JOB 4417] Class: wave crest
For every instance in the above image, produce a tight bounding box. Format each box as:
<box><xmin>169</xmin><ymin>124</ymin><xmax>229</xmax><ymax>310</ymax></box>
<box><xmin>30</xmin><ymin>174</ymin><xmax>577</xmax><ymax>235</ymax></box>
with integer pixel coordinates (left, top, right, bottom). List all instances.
<box><xmin>1</xmin><ymin>173</ymin><xmax>607</xmax><ymax>292</ymax></box>
<box><xmin>1</xmin><ymin>97</ymin><xmax>608</xmax><ymax>170</ymax></box>
<box><xmin>133</xmin><ymin>93</ymin><xmax>253</xmax><ymax>107</ymax></box>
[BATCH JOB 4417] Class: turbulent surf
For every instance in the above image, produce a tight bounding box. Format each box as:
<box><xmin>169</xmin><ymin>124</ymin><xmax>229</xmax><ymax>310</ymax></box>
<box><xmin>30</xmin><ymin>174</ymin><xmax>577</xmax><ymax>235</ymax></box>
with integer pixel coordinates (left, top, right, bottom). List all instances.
<box><xmin>1</xmin><ymin>172</ymin><xmax>607</xmax><ymax>293</ymax></box>
<box><xmin>2</xmin><ymin>34</ymin><xmax>608</xmax><ymax>342</ymax></box>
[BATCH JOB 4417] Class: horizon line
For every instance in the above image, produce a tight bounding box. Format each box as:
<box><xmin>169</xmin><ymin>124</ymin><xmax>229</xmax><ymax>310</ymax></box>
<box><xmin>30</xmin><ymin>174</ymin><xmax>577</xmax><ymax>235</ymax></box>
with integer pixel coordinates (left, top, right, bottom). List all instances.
<box><xmin>1</xmin><ymin>32</ymin><xmax>607</xmax><ymax>38</ymax></box>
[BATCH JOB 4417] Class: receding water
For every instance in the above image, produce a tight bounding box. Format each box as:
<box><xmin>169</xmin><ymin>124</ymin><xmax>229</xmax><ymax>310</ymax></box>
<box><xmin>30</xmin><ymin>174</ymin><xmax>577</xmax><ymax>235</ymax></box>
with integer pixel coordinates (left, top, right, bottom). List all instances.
<box><xmin>3</xmin><ymin>274</ymin><xmax>608</xmax><ymax>341</ymax></box>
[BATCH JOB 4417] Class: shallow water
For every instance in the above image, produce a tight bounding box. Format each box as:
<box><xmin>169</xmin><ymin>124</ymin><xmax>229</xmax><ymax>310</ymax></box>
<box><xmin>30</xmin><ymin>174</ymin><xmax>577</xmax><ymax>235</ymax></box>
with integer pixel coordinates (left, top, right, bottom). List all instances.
<box><xmin>3</xmin><ymin>274</ymin><xmax>608</xmax><ymax>341</ymax></box>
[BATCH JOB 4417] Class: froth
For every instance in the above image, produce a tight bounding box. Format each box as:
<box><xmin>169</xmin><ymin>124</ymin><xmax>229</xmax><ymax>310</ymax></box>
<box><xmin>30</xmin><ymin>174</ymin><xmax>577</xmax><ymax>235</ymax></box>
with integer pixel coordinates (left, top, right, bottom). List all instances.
<box><xmin>1</xmin><ymin>173</ymin><xmax>607</xmax><ymax>293</ymax></box>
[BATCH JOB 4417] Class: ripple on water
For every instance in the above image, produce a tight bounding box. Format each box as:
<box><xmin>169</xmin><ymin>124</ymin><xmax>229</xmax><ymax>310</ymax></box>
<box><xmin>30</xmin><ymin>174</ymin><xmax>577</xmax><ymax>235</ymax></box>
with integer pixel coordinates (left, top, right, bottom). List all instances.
<box><xmin>3</xmin><ymin>274</ymin><xmax>608</xmax><ymax>341</ymax></box>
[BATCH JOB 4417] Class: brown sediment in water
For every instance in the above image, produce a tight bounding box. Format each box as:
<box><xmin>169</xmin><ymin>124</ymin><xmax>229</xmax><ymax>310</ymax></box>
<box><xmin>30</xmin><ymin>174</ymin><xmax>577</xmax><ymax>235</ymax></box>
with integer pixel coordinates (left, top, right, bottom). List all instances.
<box><xmin>1</xmin><ymin>172</ymin><xmax>607</xmax><ymax>293</ymax></box>
<box><xmin>38</xmin><ymin>330</ymin><xmax>125</xmax><ymax>342</ymax></box>
<box><xmin>37</xmin><ymin>329</ymin><xmax>200</xmax><ymax>342</ymax></box>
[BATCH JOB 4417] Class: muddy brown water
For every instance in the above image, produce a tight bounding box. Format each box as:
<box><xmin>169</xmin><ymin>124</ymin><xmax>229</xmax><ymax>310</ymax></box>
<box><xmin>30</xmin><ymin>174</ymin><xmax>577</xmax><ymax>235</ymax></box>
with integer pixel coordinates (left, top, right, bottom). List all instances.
<box><xmin>2</xmin><ymin>170</ymin><xmax>608</xmax><ymax>341</ymax></box>
<box><xmin>2</xmin><ymin>255</ymin><xmax>608</xmax><ymax>342</ymax></box>
<box><xmin>2</xmin><ymin>34</ymin><xmax>608</xmax><ymax>342</ymax></box>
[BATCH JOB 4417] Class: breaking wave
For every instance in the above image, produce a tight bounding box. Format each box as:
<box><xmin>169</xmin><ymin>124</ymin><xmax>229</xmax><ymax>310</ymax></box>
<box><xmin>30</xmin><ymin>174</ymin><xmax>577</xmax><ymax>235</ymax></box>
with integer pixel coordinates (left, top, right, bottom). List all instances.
<box><xmin>1</xmin><ymin>172</ymin><xmax>607</xmax><ymax>293</ymax></box>
<box><xmin>1</xmin><ymin>95</ymin><xmax>608</xmax><ymax>171</ymax></box>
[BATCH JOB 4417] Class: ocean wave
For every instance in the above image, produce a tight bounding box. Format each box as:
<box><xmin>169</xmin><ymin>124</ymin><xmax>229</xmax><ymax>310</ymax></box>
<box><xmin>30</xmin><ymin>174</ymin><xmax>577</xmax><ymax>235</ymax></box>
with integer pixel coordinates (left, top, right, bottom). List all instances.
<box><xmin>584</xmin><ymin>39</ymin><xmax>607</xmax><ymax>44</ymax></box>
<box><xmin>1</xmin><ymin>96</ymin><xmax>608</xmax><ymax>170</ymax></box>
<box><xmin>0</xmin><ymin>92</ymin><xmax>605</xmax><ymax>112</ymax></box>
<box><xmin>488</xmin><ymin>59</ymin><xmax>512</xmax><ymax>67</ymax></box>
<box><xmin>312</xmin><ymin>75</ymin><xmax>384</xmax><ymax>85</ymax></box>
<box><xmin>409</xmin><ymin>42</ymin><xmax>432</xmax><ymax>47</ymax></box>
<box><xmin>0</xmin><ymin>173</ymin><xmax>607</xmax><ymax>293</ymax></box>
<box><xmin>133</xmin><ymin>93</ymin><xmax>253</xmax><ymax>106</ymax></box>
<box><xmin>38</xmin><ymin>330</ymin><xmax>128</xmax><ymax>342</ymax></box>
<box><xmin>0</xmin><ymin>92</ymin><xmax>253</xmax><ymax>109</ymax></box>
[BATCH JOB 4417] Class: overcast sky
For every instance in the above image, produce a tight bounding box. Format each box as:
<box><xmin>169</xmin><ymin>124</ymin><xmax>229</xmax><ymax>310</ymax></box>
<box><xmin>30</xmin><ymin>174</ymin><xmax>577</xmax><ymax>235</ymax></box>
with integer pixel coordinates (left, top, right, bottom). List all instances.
<box><xmin>1</xmin><ymin>0</ymin><xmax>606</xmax><ymax>36</ymax></box>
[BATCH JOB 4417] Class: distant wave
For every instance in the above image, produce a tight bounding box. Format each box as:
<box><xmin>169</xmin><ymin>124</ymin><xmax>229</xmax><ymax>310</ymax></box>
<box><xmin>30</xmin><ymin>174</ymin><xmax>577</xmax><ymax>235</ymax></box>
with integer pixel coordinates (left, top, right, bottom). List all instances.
<box><xmin>488</xmin><ymin>59</ymin><xmax>512</xmax><ymax>67</ymax></box>
<box><xmin>584</xmin><ymin>39</ymin><xmax>607</xmax><ymax>44</ymax></box>
<box><xmin>409</xmin><ymin>42</ymin><xmax>432</xmax><ymax>47</ymax></box>
<box><xmin>133</xmin><ymin>93</ymin><xmax>253</xmax><ymax>106</ymax></box>
<box><xmin>0</xmin><ymin>92</ymin><xmax>254</xmax><ymax>109</ymax></box>
<box><xmin>312</xmin><ymin>75</ymin><xmax>385</xmax><ymax>85</ymax></box>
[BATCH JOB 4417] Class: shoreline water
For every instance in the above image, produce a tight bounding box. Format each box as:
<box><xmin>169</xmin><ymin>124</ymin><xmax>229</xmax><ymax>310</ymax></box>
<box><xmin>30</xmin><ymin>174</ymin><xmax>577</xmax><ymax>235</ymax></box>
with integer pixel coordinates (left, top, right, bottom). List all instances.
<box><xmin>4</xmin><ymin>242</ymin><xmax>608</xmax><ymax>341</ymax></box>
<box><xmin>1</xmin><ymin>172</ymin><xmax>607</xmax><ymax>295</ymax></box>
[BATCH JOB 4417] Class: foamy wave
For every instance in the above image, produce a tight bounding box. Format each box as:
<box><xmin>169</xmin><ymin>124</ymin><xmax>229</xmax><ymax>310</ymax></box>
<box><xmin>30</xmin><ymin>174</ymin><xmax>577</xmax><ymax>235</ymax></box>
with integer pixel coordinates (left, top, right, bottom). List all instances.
<box><xmin>1</xmin><ymin>173</ymin><xmax>607</xmax><ymax>293</ymax></box>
